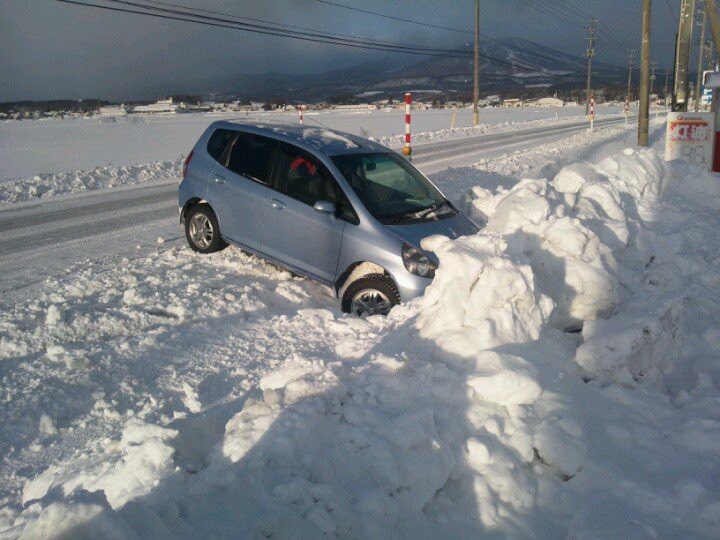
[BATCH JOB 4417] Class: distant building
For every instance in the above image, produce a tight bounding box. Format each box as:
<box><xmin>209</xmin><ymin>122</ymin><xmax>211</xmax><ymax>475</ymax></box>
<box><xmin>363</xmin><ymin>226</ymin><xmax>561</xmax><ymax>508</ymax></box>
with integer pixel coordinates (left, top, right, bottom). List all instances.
<box><xmin>132</xmin><ymin>98</ymin><xmax>181</xmax><ymax>114</ymax></box>
<box><xmin>502</xmin><ymin>98</ymin><xmax>524</xmax><ymax>108</ymax></box>
<box><xmin>98</xmin><ymin>104</ymin><xmax>127</xmax><ymax>116</ymax></box>
<box><xmin>533</xmin><ymin>97</ymin><xmax>564</xmax><ymax>107</ymax></box>
<box><xmin>333</xmin><ymin>104</ymin><xmax>375</xmax><ymax>111</ymax></box>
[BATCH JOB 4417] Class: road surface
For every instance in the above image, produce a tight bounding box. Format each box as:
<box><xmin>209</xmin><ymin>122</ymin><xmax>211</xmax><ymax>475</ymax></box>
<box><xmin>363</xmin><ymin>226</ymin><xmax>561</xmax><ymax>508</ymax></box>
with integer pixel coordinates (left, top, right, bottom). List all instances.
<box><xmin>0</xmin><ymin>115</ymin><xmax>632</xmax><ymax>298</ymax></box>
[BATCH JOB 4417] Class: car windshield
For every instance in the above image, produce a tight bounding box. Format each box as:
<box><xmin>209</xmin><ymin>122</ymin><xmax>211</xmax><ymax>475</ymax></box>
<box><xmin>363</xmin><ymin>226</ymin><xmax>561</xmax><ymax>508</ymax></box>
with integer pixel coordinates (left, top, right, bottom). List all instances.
<box><xmin>331</xmin><ymin>152</ymin><xmax>454</xmax><ymax>224</ymax></box>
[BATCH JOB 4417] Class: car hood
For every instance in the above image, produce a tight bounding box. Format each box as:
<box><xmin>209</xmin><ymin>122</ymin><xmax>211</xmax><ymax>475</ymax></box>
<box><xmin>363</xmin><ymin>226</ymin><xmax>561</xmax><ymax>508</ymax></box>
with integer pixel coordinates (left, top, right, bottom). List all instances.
<box><xmin>385</xmin><ymin>212</ymin><xmax>479</xmax><ymax>250</ymax></box>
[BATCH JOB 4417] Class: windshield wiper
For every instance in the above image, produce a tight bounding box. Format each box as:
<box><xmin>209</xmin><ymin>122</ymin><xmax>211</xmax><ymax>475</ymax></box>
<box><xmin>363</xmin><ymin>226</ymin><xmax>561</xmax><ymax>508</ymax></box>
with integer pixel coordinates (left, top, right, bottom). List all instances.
<box><xmin>413</xmin><ymin>200</ymin><xmax>456</xmax><ymax>221</ymax></box>
<box><xmin>383</xmin><ymin>200</ymin><xmax>454</xmax><ymax>224</ymax></box>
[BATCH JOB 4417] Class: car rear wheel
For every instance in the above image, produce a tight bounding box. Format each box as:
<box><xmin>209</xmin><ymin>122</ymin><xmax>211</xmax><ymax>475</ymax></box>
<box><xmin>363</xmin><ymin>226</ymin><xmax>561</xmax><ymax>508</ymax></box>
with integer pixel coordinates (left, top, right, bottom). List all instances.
<box><xmin>185</xmin><ymin>204</ymin><xmax>227</xmax><ymax>254</ymax></box>
<box><xmin>342</xmin><ymin>274</ymin><xmax>400</xmax><ymax>316</ymax></box>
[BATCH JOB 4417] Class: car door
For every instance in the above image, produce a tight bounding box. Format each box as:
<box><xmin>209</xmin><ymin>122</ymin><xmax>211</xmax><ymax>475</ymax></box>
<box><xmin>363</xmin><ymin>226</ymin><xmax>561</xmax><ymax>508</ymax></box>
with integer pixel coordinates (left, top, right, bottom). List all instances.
<box><xmin>261</xmin><ymin>142</ymin><xmax>350</xmax><ymax>283</ymax></box>
<box><xmin>205</xmin><ymin>131</ymin><xmax>276</xmax><ymax>251</ymax></box>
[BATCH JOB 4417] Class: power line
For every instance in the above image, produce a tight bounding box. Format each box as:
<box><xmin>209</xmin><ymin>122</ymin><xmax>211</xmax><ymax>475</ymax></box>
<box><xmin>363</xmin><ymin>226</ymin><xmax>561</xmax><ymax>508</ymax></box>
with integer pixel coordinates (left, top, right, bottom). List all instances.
<box><xmin>311</xmin><ymin>0</ymin><xmax>472</xmax><ymax>35</ymax></box>
<box><xmin>55</xmin><ymin>0</ymin><xmax>470</xmax><ymax>57</ymax></box>
<box><xmin>55</xmin><ymin>0</ymin><xmax>561</xmax><ymax>74</ymax></box>
<box><xmin>308</xmin><ymin>0</ymin><xmax>527</xmax><ymax>58</ymax></box>
<box><xmin>516</xmin><ymin>0</ymin><xmax>629</xmax><ymax>53</ymax></box>
<box><xmin>139</xmin><ymin>0</ymin><xmax>450</xmax><ymax>52</ymax></box>
<box><xmin>106</xmin><ymin>0</ymin><xmax>468</xmax><ymax>55</ymax></box>
<box><xmin>57</xmin><ymin>0</ymin><xmax>542</xmax><ymax>72</ymax></box>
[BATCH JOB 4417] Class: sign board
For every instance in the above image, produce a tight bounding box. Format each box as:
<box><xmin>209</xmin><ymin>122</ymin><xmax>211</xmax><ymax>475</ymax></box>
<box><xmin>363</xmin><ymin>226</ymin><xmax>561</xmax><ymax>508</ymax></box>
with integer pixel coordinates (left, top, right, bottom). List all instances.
<box><xmin>702</xmin><ymin>87</ymin><xmax>713</xmax><ymax>106</ymax></box>
<box><xmin>665</xmin><ymin>112</ymin><xmax>716</xmax><ymax>168</ymax></box>
<box><xmin>703</xmin><ymin>71</ymin><xmax>720</xmax><ymax>89</ymax></box>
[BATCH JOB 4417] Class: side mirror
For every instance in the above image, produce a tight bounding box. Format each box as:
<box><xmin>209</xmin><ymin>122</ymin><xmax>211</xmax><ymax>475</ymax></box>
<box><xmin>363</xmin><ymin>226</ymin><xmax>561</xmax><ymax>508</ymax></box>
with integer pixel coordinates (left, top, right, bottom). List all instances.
<box><xmin>314</xmin><ymin>200</ymin><xmax>336</xmax><ymax>215</ymax></box>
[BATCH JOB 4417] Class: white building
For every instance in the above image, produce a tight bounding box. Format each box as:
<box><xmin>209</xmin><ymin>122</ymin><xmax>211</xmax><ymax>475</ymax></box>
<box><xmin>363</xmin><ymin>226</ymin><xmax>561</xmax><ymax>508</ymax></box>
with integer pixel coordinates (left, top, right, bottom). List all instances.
<box><xmin>533</xmin><ymin>97</ymin><xmax>564</xmax><ymax>107</ymax></box>
<box><xmin>98</xmin><ymin>104</ymin><xmax>127</xmax><ymax>116</ymax></box>
<box><xmin>333</xmin><ymin>104</ymin><xmax>375</xmax><ymax>111</ymax></box>
<box><xmin>132</xmin><ymin>98</ymin><xmax>181</xmax><ymax>114</ymax></box>
<box><xmin>502</xmin><ymin>98</ymin><xmax>524</xmax><ymax>108</ymax></box>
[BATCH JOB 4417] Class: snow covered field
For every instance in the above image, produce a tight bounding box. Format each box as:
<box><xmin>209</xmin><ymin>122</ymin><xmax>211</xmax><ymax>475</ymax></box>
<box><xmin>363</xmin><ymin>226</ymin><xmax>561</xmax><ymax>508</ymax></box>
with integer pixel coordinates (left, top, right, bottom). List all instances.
<box><xmin>2</xmin><ymin>118</ymin><xmax>720</xmax><ymax>538</ymax></box>
<box><xmin>0</xmin><ymin>105</ymin><xmax>624</xmax><ymax>181</ymax></box>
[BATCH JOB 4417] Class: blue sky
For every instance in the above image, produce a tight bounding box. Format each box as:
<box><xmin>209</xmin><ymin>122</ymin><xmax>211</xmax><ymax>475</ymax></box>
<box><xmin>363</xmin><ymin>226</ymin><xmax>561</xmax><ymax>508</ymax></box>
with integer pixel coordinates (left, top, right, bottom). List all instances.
<box><xmin>0</xmin><ymin>0</ymin><xmax>681</xmax><ymax>101</ymax></box>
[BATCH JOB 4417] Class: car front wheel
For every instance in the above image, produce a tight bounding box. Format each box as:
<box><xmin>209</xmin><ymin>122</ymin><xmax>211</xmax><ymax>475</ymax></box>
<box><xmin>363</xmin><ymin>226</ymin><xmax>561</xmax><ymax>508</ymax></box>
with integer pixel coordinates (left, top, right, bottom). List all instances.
<box><xmin>184</xmin><ymin>204</ymin><xmax>227</xmax><ymax>254</ymax></box>
<box><xmin>342</xmin><ymin>274</ymin><xmax>400</xmax><ymax>316</ymax></box>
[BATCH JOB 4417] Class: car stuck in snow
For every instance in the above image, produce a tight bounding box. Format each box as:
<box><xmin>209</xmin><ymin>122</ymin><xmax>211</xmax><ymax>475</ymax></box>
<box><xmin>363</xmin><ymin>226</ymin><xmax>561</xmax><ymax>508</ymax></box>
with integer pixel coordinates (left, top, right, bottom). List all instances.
<box><xmin>179</xmin><ymin>122</ymin><xmax>478</xmax><ymax>316</ymax></box>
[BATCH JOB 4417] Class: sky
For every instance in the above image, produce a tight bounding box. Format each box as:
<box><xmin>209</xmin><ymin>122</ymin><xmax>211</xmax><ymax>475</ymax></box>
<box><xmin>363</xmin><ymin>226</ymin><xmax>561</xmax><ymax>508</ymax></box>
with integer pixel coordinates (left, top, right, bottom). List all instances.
<box><xmin>0</xmin><ymin>0</ymin><xmax>682</xmax><ymax>102</ymax></box>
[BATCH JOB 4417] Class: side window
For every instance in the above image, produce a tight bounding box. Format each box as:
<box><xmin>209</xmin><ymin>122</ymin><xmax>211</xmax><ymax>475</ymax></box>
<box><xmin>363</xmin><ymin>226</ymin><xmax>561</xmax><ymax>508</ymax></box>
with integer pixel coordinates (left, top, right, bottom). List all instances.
<box><xmin>226</xmin><ymin>133</ymin><xmax>276</xmax><ymax>184</ymax></box>
<box><xmin>275</xmin><ymin>143</ymin><xmax>358</xmax><ymax>224</ymax></box>
<box><xmin>275</xmin><ymin>143</ymin><xmax>338</xmax><ymax>206</ymax></box>
<box><xmin>206</xmin><ymin>129</ymin><xmax>236</xmax><ymax>163</ymax></box>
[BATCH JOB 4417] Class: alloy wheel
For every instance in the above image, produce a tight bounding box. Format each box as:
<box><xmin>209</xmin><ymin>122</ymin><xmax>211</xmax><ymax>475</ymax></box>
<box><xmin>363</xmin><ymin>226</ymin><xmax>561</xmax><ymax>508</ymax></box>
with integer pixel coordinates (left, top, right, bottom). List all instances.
<box><xmin>350</xmin><ymin>289</ymin><xmax>393</xmax><ymax>316</ymax></box>
<box><xmin>189</xmin><ymin>213</ymin><xmax>214</xmax><ymax>249</ymax></box>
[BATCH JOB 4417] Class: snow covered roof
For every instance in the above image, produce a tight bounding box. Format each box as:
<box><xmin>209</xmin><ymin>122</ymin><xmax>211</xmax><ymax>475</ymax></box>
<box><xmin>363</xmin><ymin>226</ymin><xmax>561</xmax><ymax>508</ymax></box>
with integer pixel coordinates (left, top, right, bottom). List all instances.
<box><xmin>221</xmin><ymin>121</ymin><xmax>387</xmax><ymax>155</ymax></box>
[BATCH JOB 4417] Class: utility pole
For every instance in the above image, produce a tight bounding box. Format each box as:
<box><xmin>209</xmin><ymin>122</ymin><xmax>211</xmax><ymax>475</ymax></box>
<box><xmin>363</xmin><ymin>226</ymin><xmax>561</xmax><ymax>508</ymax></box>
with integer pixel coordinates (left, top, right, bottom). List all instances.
<box><xmin>585</xmin><ymin>19</ymin><xmax>598</xmax><ymax>115</ymax></box>
<box><xmin>673</xmin><ymin>0</ymin><xmax>697</xmax><ymax>111</ymax></box>
<box><xmin>639</xmin><ymin>0</ymin><xmax>652</xmax><ymax>146</ymax></box>
<box><xmin>626</xmin><ymin>49</ymin><xmax>637</xmax><ymax>102</ymax></box>
<box><xmin>473</xmin><ymin>0</ymin><xmax>480</xmax><ymax>127</ymax></box>
<box><xmin>664</xmin><ymin>66</ymin><xmax>671</xmax><ymax>103</ymax></box>
<box><xmin>705</xmin><ymin>0</ymin><xmax>720</xmax><ymax>56</ymax></box>
<box><xmin>695</xmin><ymin>4</ymin><xmax>708</xmax><ymax>111</ymax></box>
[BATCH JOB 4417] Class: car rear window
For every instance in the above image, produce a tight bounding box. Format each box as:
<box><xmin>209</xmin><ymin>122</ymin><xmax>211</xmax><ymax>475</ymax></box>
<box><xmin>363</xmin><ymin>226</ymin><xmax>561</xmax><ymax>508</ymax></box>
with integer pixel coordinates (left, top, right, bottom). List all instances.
<box><xmin>226</xmin><ymin>132</ymin><xmax>276</xmax><ymax>184</ymax></box>
<box><xmin>206</xmin><ymin>128</ymin><xmax>236</xmax><ymax>163</ymax></box>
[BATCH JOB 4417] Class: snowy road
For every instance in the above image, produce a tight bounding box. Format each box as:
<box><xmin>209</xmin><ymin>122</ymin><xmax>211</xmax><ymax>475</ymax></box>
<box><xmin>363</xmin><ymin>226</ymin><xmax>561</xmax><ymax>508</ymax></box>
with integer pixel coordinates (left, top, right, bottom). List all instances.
<box><xmin>0</xmin><ymin>115</ymin><xmax>632</xmax><ymax>298</ymax></box>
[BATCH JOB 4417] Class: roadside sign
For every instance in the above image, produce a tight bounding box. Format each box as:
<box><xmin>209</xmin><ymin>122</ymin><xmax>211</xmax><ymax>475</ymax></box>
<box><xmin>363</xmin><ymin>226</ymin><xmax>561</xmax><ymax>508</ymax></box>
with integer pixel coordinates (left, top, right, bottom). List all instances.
<box><xmin>665</xmin><ymin>112</ymin><xmax>716</xmax><ymax>167</ymax></box>
<box><xmin>702</xmin><ymin>87</ymin><xmax>713</xmax><ymax>106</ymax></box>
<box><xmin>704</xmin><ymin>70</ymin><xmax>720</xmax><ymax>89</ymax></box>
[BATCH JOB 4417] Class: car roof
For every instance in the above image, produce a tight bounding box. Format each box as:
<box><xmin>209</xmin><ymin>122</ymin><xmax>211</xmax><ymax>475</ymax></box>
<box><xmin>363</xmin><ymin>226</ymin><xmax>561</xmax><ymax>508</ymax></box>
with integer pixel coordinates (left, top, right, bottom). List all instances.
<box><xmin>210</xmin><ymin>120</ymin><xmax>390</xmax><ymax>156</ymax></box>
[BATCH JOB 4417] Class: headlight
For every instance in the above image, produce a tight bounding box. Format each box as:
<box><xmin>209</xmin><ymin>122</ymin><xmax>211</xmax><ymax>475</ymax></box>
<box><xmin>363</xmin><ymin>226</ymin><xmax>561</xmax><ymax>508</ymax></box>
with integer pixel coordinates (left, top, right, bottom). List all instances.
<box><xmin>402</xmin><ymin>243</ymin><xmax>436</xmax><ymax>278</ymax></box>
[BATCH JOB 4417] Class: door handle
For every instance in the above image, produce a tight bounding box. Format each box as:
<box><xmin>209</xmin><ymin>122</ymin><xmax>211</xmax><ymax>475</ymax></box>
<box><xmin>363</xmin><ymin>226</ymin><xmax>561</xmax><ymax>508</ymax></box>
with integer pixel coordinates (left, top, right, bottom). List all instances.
<box><xmin>213</xmin><ymin>175</ymin><xmax>226</xmax><ymax>185</ymax></box>
<box><xmin>271</xmin><ymin>199</ymin><xmax>285</xmax><ymax>210</ymax></box>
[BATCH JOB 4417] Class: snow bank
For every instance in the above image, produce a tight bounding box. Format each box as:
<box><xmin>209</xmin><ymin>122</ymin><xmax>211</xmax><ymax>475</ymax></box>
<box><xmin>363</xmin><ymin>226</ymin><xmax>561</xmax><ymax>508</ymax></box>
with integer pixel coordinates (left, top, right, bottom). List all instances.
<box><xmin>18</xmin><ymin>491</ymin><xmax>136</xmax><ymax>540</ymax></box>
<box><xmin>0</xmin><ymin>160</ymin><xmax>180</xmax><ymax>204</ymax></box>
<box><xmin>576</xmin><ymin>295</ymin><xmax>683</xmax><ymax>386</ymax></box>
<box><xmin>173</xmin><ymin>233</ymin><xmax>582</xmax><ymax>537</ymax></box>
<box><xmin>378</xmin><ymin>113</ymin><xmax>624</xmax><ymax>148</ymax></box>
<box><xmin>4</xmin><ymin>136</ymin><xmax>720</xmax><ymax>538</ymax></box>
<box><xmin>23</xmin><ymin>419</ymin><xmax>177</xmax><ymax>509</ymax></box>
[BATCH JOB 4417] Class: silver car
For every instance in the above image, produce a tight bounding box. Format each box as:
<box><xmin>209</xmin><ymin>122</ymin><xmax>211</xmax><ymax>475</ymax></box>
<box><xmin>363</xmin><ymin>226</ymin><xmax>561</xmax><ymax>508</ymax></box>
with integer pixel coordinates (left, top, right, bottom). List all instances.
<box><xmin>178</xmin><ymin>122</ymin><xmax>478</xmax><ymax>316</ymax></box>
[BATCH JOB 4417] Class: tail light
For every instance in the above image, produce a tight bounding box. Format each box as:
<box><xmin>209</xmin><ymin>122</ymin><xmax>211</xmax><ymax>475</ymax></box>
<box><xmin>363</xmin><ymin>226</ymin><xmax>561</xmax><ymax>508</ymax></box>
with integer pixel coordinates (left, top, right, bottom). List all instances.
<box><xmin>182</xmin><ymin>149</ymin><xmax>194</xmax><ymax>180</ymax></box>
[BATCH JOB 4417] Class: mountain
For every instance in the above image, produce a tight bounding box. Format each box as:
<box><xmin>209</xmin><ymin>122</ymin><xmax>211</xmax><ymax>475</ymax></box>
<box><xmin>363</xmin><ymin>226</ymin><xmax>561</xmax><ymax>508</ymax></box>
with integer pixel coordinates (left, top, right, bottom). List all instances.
<box><xmin>170</xmin><ymin>38</ymin><xmax>627</xmax><ymax>102</ymax></box>
<box><xmin>393</xmin><ymin>38</ymin><xmax>626</xmax><ymax>93</ymax></box>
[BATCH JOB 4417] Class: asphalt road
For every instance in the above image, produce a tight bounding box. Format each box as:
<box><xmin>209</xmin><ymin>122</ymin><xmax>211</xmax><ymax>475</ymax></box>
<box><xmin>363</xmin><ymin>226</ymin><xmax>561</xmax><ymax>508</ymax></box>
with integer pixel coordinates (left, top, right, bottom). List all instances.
<box><xmin>0</xmin><ymin>115</ymin><xmax>633</xmax><ymax>298</ymax></box>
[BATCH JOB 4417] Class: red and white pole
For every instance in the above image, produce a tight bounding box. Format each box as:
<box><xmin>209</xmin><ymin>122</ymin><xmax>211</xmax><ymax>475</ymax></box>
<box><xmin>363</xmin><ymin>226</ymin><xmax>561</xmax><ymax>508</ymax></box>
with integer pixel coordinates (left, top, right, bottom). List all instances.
<box><xmin>403</xmin><ymin>92</ymin><xmax>412</xmax><ymax>157</ymax></box>
<box><xmin>589</xmin><ymin>93</ymin><xmax>595</xmax><ymax>133</ymax></box>
<box><xmin>297</xmin><ymin>105</ymin><xmax>304</xmax><ymax>124</ymax></box>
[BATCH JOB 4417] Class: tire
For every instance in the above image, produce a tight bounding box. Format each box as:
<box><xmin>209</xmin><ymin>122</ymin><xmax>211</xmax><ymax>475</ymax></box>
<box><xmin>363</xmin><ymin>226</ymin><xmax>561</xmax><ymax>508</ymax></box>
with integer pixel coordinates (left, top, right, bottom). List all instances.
<box><xmin>184</xmin><ymin>204</ymin><xmax>227</xmax><ymax>254</ymax></box>
<box><xmin>341</xmin><ymin>274</ymin><xmax>400</xmax><ymax>316</ymax></box>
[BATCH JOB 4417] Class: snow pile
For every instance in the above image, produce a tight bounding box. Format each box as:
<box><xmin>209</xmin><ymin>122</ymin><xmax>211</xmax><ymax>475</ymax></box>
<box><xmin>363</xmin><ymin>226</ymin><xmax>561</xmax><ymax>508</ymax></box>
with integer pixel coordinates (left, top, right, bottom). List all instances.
<box><xmin>18</xmin><ymin>491</ymin><xmax>137</xmax><ymax>540</ymax></box>
<box><xmin>4</xmin><ymin>141</ymin><xmax>720</xmax><ymax>538</ymax></box>
<box><xmin>378</xmin><ymin>113</ymin><xmax>624</xmax><ymax>148</ymax></box>
<box><xmin>23</xmin><ymin>419</ymin><xmax>177</xmax><ymax>509</ymax></box>
<box><xmin>418</xmin><ymin>234</ymin><xmax>553</xmax><ymax>349</ymax></box>
<box><xmin>137</xmin><ymin>234</ymin><xmax>585</xmax><ymax>537</ymax></box>
<box><xmin>576</xmin><ymin>295</ymin><xmax>683</xmax><ymax>386</ymax></box>
<box><xmin>469</xmin><ymin>176</ymin><xmax>620</xmax><ymax>330</ymax></box>
<box><xmin>0</xmin><ymin>160</ymin><xmax>180</xmax><ymax>204</ymax></box>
